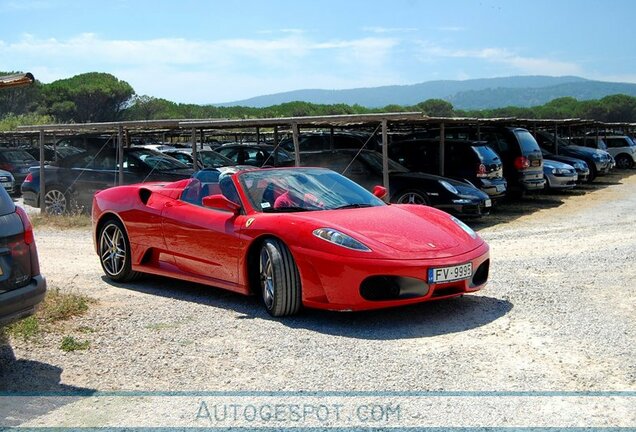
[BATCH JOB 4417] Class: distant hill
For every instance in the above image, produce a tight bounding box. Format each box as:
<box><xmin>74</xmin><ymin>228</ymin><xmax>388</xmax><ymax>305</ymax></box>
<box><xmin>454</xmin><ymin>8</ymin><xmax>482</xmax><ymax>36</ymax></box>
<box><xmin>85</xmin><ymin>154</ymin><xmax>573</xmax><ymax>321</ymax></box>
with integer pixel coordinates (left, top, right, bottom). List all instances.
<box><xmin>216</xmin><ymin>76</ymin><xmax>636</xmax><ymax>109</ymax></box>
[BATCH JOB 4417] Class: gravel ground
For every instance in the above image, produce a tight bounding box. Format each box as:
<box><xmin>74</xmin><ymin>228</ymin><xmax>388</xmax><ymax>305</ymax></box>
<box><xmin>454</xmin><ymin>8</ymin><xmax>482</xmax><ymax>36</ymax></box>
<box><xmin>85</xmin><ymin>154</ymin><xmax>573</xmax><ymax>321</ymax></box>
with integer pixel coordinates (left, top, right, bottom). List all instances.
<box><xmin>1</xmin><ymin>170</ymin><xmax>634</xmax><ymax>427</ymax></box>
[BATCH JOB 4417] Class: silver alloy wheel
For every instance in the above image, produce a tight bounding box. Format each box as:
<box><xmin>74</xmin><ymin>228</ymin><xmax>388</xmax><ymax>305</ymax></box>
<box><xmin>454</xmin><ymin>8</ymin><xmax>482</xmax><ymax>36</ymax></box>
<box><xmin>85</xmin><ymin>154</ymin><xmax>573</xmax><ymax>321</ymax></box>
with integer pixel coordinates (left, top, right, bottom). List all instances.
<box><xmin>44</xmin><ymin>189</ymin><xmax>67</xmax><ymax>215</ymax></box>
<box><xmin>259</xmin><ymin>247</ymin><xmax>275</xmax><ymax>310</ymax></box>
<box><xmin>397</xmin><ymin>192</ymin><xmax>427</xmax><ymax>205</ymax></box>
<box><xmin>99</xmin><ymin>223</ymin><xmax>127</xmax><ymax>277</ymax></box>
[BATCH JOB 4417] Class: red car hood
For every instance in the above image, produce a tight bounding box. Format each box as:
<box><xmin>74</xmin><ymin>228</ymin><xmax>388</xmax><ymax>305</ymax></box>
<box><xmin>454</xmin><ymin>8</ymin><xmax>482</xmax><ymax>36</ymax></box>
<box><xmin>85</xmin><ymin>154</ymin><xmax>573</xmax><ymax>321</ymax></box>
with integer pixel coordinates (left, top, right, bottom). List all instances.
<box><xmin>290</xmin><ymin>204</ymin><xmax>483</xmax><ymax>258</ymax></box>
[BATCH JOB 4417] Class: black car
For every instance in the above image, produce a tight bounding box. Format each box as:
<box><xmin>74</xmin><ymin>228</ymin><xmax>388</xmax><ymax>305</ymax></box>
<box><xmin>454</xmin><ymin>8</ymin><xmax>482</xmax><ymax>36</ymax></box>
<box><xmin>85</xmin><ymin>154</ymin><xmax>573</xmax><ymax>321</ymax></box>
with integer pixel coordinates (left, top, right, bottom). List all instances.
<box><xmin>279</xmin><ymin>131</ymin><xmax>381</xmax><ymax>153</ymax></box>
<box><xmin>533</xmin><ymin>130</ymin><xmax>613</xmax><ymax>181</ymax></box>
<box><xmin>388</xmin><ymin>138</ymin><xmax>507</xmax><ymax>199</ymax></box>
<box><xmin>21</xmin><ymin>147</ymin><xmax>194</xmax><ymax>214</ymax></box>
<box><xmin>0</xmin><ymin>186</ymin><xmax>46</xmax><ymax>326</ymax></box>
<box><xmin>0</xmin><ymin>148</ymin><xmax>39</xmax><ymax>186</ymax></box>
<box><xmin>161</xmin><ymin>148</ymin><xmax>234</xmax><ymax>169</ymax></box>
<box><xmin>300</xmin><ymin>149</ymin><xmax>492</xmax><ymax>217</ymax></box>
<box><xmin>427</xmin><ymin>127</ymin><xmax>545</xmax><ymax>197</ymax></box>
<box><xmin>24</xmin><ymin>145</ymin><xmax>84</xmax><ymax>163</ymax></box>
<box><xmin>215</xmin><ymin>144</ymin><xmax>295</xmax><ymax>167</ymax></box>
<box><xmin>539</xmin><ymin>148</ymin><xmax>590</xmax><ymax>183</ymax></box>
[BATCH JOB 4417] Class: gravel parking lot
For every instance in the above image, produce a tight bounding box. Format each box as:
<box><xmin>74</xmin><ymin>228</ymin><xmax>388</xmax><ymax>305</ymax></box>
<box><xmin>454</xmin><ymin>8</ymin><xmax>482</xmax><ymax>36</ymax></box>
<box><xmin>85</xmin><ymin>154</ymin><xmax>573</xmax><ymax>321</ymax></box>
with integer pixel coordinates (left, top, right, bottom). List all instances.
<box><xmin>1</xmin><ymin>170</ymin><xmax>634</xmax><ymax>427</ymax></box>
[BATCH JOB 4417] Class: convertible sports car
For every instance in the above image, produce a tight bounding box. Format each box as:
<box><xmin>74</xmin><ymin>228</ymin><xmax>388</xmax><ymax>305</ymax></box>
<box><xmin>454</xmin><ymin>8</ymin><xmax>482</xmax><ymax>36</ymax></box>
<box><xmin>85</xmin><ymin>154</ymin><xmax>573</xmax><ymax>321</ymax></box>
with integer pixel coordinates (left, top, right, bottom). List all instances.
<box><xmin>92</xmin><ymin>167</ymin><xmax>490</xmax><ymax>316</ymax></box>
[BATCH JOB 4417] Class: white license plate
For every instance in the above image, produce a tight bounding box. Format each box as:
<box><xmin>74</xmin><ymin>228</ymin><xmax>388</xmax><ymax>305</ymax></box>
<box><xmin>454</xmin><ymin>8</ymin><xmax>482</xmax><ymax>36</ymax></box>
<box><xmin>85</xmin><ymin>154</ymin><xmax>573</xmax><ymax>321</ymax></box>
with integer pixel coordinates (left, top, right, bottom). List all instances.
<box><xmin>484</xmin><ymin>199</ymin><xmax>492</xmax><ymax>207</ymax></box>
<box><xmin>1</xmin><ymin>182</ymin><xmax>11</xmax><ymax>188</ymax></box>
<box><xmin>428</xmin><ymin>263</ymin><xmax>472</xmax><ymax>284</ymax></box>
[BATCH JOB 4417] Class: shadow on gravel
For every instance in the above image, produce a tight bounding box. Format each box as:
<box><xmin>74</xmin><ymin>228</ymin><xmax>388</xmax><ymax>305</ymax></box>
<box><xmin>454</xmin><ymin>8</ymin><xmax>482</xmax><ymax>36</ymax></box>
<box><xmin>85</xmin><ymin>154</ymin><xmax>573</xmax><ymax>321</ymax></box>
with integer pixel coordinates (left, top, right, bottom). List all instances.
<box><xmin>104</xmin><ymin>276</ymin><xmax>512</xmax><ymax>340</ymax></box>
<box><xmin>0</xmin><ymin>342</ymin><xmax>96</xmax><ymax>427</ymax></box>
<box><xmin>468</xmin><ymin>170</ymin><xmax>636</xmax><ymax>230</ymax></box>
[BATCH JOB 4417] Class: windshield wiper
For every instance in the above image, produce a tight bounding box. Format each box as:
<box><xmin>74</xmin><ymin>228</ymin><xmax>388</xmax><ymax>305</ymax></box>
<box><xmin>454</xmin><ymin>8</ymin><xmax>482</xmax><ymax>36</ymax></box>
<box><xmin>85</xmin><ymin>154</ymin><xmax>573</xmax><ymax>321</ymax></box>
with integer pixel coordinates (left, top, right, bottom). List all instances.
<box><xmin>262</xmin><ymin>206</ymin><xmax>311</xmax><ymax>213</ymax></box>
<box><xmin>332</xmin><ymin>203</ymin><xmax>374</xmax><ymax>210</ymax></box>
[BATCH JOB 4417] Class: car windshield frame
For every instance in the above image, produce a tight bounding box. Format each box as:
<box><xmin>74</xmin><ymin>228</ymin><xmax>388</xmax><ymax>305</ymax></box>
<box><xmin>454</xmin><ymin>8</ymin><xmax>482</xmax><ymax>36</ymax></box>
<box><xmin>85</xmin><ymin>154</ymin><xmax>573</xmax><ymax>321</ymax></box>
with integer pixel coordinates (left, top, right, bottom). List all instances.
<box><xmin>237</xmin><ymin>167</ymin><xmax>386</xmax><ymax>213</ymax></box>
<box><xmin>129</xmin><ymin>148</ymin><xmax>189</xmax><ymax>171</ymax></box>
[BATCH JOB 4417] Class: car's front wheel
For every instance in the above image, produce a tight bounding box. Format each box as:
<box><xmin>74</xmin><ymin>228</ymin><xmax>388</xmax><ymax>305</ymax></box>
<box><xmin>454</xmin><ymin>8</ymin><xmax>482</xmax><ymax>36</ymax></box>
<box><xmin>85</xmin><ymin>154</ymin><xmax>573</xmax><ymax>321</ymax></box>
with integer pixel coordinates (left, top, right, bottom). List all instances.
<box><xmin>43</xmin><ymin>186</ymin><xmax>68</xmax><ymax>215</ymax></box>
<box><xmin>98</xmin><ymin>218</ymin><xmax>141</xmax><ymax>282</ymax></box>
<box><xmin>395</xmin><ymin>190</ymin><xmax>430</xmax><ymax>205</ymax></box>
<box><xmin>615</xmin><ymin>154</ymin><xmax>633</xmax><ymax>169</ymax></box>
<box><xmin>259</xmin><ymin>238</ymin><xmax>301</xmax><ymax>317</ymax></box>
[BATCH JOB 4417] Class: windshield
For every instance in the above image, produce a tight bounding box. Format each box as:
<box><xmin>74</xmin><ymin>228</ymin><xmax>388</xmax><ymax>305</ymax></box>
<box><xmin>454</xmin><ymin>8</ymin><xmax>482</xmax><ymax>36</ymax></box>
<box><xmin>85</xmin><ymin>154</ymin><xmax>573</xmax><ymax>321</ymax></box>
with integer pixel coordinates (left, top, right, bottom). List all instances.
<box><xmin>2</xmin><ymin>150</ymin><xmax>36</xmax><ymax>163</ymax></box>
<box><xmin>199</xmin><ymin>150</ymin><xmax>232</xmax><ymax>167</ymax></box>
<box><xmin>130</xmin><ymin>149</ymin><xmax>189</xmax><ymax>170</ymax></box>
<box><xmin>357</xmin><ymin>151</ymin><xmax>409</xmax><ymax>174</ymax></box>
<box><xmin>239</xmin><ymin>168</ymin><xmax>385</xmax><ymax>212</ymax></box>
<box><xmin>514</xmin><ymin>130</ymin><xmax>541</xmax><ymax>154</ymax></box>
<box><xmin>472</xmin><ymin>144</ymin><xmax>501</xmax><ymax>162</ymax></box>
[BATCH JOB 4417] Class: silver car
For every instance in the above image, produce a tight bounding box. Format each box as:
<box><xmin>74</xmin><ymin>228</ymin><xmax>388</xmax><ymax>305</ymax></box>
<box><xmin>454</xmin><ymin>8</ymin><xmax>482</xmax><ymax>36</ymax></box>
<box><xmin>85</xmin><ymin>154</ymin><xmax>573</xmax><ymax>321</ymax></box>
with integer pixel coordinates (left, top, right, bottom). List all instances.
<box><xmin>543</xmin><ymin>160</ymin><xmax>577</xmax><ymax>190</ymax></box>
<box><xmin>0</xmin><ymin>169</ymin><xmax>15</xmax><ymax>195</ymax></box>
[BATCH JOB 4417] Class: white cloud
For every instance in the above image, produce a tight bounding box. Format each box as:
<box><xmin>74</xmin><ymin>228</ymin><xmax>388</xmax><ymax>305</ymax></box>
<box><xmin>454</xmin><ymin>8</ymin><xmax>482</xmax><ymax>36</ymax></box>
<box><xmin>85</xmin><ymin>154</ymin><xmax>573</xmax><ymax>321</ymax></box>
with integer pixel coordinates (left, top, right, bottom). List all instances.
<box><xmin>0</xmin><ymin>33</ymin><xmax>403</xmax><ymax>102</ymax></box>
<box><xmin>362</xmin><ymin>27</ymin><xmax>417</xmax><ymax>34</ymax></box>
<box><xmin>417</xmin><ymin>42</ymin><xmax>583</xmax><ymax>76</ymax></box>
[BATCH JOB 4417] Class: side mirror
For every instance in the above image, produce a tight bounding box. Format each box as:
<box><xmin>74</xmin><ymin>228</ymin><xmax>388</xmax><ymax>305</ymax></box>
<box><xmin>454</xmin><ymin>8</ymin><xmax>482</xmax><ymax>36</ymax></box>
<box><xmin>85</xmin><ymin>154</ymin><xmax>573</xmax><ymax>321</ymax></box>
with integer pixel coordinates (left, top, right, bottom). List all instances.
<box><xmin>372</xmin><ymin>185</ymin><xmax>387</xmax><ymax>199</ymax></box>
<box><xmin>202</xmin><ymin>194</ymin><xmax>241</xmax><ymax>214</ymax></box>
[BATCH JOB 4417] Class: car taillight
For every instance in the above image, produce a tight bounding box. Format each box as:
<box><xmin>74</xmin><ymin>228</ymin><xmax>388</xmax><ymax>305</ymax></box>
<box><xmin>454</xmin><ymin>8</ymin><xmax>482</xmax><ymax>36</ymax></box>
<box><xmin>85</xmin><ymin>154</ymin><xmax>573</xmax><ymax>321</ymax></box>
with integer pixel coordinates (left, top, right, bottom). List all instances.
<box><xmin>514</xmin><ymin>156</ymin><xmax>530</xmax><ymax>170</ymax></box>
<box><xmin>24</xmin><ymin>172</ymin><xmax>33</xmax><ymax>183</ymax></box>
<box><xmin>476</xmin><ymin>163</ymin><xmax>487</xmax><ymax>178</ymax></box>
<box><xmin>15</xmin><ymin>205</ymin><xmax>34</xmax><ymax>245</ymax></box>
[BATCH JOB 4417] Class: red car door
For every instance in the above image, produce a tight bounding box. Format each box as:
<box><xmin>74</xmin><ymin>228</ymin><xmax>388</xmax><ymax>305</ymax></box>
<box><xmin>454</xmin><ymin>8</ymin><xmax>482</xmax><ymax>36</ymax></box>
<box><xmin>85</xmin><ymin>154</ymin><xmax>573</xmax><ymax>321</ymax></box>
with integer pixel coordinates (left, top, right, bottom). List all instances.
<box><xmin>161</xmin><ymin>200</ymin><xmax>246</xmax><ymax>290</ymax></box>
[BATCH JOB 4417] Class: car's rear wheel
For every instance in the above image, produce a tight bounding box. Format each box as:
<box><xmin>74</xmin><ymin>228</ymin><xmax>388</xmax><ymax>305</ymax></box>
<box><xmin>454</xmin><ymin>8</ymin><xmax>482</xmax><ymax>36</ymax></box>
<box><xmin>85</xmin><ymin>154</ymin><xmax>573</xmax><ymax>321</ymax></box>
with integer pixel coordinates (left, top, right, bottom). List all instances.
<box><xmin>259</xmin><ymin>238</ymin><xmax>301</xmax><ymax>317</ymax></box>
<box><xmin>98</xmin><ymin>218</ymin><xmax>141</xmax><ymax>282</ymax></box>
<box><xmin>615</xmin><ymin>154</ymin><xmax>633</xmax><ymax>169</ymax></box>
<box><xmin>43</xmin><ymin>186</ymin><xmax>68</xmax><ymax>215</ymax></box>
<box><xmin>395</xmin><ymin>190</ymin><xmax>429</xmax><ymax>205</ymax></box>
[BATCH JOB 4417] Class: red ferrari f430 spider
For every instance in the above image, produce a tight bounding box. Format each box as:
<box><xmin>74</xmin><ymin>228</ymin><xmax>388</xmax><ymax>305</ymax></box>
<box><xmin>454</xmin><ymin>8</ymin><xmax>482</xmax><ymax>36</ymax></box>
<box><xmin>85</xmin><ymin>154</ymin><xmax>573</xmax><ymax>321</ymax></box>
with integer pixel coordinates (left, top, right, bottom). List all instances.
<box><xmin>92</xmin><ymin>167</ymin><xmax>489</xmax><ymax>316</ymax></box>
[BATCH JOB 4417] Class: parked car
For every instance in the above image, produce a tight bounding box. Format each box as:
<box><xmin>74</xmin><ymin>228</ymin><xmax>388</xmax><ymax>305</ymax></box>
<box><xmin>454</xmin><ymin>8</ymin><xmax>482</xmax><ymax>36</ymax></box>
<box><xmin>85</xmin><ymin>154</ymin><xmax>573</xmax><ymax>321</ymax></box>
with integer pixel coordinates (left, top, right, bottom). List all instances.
<box><xmin>533</xmin><ymin>131</ymin><xmax>613</xmax><ymax>181</ymax></box>
<box><xmin>540</xmin><ymin>149</ymin><xmax>590</xmax><ymax>183</ymax></box>
<box><xmin>388</xmin><ymin>138</ymin><xmax>507</xmax><ymax>199</ymax></box>
<box><xmin>92</xmin><ymin>166</ymin><xmax>490</xmax><ymax>316</ymax></box>
<box><xmin>24</xmin><ymin>145</ymin><xmax>84</xmax><ymax>163</ymax></box>
<box><xmin>215</xmin><ymin>144</ymin><xmax>295</xmax><ymax>167</ymax></box>
<box><xmin>0</xmin><ymin>148</ymin><xmax>39</xmax><ymax>186</ymax></box>
<box><xmin>279</xmin><ymin>131</ymin><xmax>381</xmax><ymax>153</ymax></box>
<box><xmin>0</xmin><ymin>169</ymin><xmax>15</xmax><ymax>195</ymax></box>
<box><xmin>576</xmin><ymin>133</ymin><xmax>636</xmax><ymax>169</ymax></box>
<box><xmin>543</xmin><ymin>160</ymin><xmax>578</xmax><ymax>190</ymax></box>
<box><xmin>300</xmin><ymin>149</ymin><xmax>492</xmax><ymax>217</ymax></box>
<box><xmin>160</xmin><ymin>148</ymin><xmax>234</xmax><ymax>169</ymax></box>
<box><xmin>425</xmin><ymin>126</ymin><xmax>545</xmax><ymax>197</ymax></box>
<box><xmin>21</xmin><ymin>148</ymin><xmax>194</xmax><ymax>214</ymax></box>
<box><xmin>0</xmin><ymin>186</ymin><xmax>46</xmax><ymax>326</ymax></box>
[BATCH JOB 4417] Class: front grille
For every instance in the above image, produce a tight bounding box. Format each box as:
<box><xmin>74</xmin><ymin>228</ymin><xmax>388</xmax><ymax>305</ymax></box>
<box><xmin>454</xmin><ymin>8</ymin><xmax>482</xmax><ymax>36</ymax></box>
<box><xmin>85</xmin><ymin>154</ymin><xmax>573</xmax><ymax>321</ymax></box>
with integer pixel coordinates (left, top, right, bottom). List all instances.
<box><xmin>360</xmin><ymin>276</ymin><xmax>429</xmax><ymax>301</ymax></box>
<box><xmin>471</xmin><ymin>259</ymin><xmax>490</xmax><ymax>287</ymax></box>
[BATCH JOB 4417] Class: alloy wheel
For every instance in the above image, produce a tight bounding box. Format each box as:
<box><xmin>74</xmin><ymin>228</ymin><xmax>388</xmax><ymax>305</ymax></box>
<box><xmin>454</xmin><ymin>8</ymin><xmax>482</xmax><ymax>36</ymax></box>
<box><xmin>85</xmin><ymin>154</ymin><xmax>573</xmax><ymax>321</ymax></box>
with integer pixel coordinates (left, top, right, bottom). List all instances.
<box><xmin>44</xmin><ymin>189</ymin><xmax>67</xmax><ymax>215</ymax></box>
<box><xmin>99</xmin><ymin>223</ymin><xmax>127</xmax><ymax>277</ymax></box>
<box><xmin>259</xmin><ymin>247</ymin><xmax>275</xmax><ymax>310</ymax></box>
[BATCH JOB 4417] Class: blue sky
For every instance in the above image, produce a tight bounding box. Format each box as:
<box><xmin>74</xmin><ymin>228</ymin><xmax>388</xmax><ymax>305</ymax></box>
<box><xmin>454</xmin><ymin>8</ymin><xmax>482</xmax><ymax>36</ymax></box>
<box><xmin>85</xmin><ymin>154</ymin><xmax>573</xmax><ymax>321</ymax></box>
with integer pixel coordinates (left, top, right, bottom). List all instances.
<box><xmin>1</xmin><ymin>0</ymin><xmax>634</xmax><ymax>104</ymax></box>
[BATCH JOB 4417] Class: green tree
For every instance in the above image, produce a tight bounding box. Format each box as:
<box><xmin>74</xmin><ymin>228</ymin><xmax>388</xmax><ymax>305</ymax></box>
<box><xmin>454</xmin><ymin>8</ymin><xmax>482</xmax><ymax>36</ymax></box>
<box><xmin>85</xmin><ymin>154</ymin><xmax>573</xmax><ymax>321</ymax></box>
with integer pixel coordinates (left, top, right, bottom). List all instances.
<box><xmin>416</xmin><ymin>99</ymin><xmax>455</xmax><ymax>117</ymax></box>
<box><xmin>43</xmin><ymin>72</ymin><xmax>134</xmax><ymax>122</ymax></box>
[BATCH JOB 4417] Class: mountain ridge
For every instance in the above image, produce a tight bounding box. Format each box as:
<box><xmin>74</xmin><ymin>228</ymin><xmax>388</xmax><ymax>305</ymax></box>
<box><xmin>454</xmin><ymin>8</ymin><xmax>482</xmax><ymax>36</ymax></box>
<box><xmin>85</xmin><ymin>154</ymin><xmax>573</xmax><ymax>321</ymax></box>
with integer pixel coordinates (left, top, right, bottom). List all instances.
<box><xmin>215</xmin><ymin>76</ymin><xmax>636</xmax><ymax>110</ymax></box>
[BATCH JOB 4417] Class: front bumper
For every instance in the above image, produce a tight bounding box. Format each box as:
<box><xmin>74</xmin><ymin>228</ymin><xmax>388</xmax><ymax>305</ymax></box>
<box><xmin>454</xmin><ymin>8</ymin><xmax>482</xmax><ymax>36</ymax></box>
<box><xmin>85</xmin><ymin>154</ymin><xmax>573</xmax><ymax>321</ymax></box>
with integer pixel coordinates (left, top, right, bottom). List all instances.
<box><xmin>0</xmin><ymin>275</ymin><xmax>46</xmax><ymax>327</ymax></box>
<box><xmin>546</xmin><ymin>173</ymin><xmax>578</xmax><ymax>189</ymax></box>
<box><xmin>294</xmin><ymin>242</ymin><xmax>490</xmax><ymax>311</ymax></box>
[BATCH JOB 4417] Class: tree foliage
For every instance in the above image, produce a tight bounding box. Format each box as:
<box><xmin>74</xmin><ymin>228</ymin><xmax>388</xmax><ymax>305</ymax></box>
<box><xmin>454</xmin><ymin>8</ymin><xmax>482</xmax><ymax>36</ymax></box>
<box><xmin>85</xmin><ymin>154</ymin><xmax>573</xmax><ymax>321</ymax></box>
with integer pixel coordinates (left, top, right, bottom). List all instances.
<box><xmin>3</xmin><ymin>71</ymin><xmax>636</xmax><ymax>128</ymax></box>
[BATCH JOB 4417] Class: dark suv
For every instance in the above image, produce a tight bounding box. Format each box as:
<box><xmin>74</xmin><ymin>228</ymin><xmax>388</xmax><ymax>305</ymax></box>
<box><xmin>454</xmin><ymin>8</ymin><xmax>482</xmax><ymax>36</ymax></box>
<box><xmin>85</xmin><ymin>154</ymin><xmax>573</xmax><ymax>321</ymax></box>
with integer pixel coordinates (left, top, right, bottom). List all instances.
<box><xmin>279</xmin><ymin>131</ymin><xmax>381</xmax><ymax>153</ymax></box>
<box><xmin>424</xmin><ymin>127</ymin><xmax>545</xmax><ymax>196</ymax></box>
<box><xmin>388</xmin><ymin>138</ymin><xmax>507</xmax><ymax>199</ymax></box>
<box><xmin>0</xmin><ymin>186</ymin><xmax>46</xmax><ymax>326</ymax></box>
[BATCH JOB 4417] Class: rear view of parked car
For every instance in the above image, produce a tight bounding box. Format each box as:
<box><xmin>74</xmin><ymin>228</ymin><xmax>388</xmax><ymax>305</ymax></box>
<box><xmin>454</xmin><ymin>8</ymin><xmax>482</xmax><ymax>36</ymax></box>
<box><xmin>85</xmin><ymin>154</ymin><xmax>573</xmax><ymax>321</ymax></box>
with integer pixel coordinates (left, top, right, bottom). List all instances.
<box><xmin>0</xmin><ymin>186</ymin><xmax>46</xmax><ymax>326</ymax></box>
<box><xmin>0</xmin><ymin>148</ymin><xmax>39</xmax><ymax>188</ymax></box>
<box><xmin>389</xmin><ymin>138</ymin><xmax>507</xmax><ymax>199</ymax></box>
<box><xmin>0</xmin><ymin>169</ymin><xmax>15</xmax><ymax>195</ymax></box>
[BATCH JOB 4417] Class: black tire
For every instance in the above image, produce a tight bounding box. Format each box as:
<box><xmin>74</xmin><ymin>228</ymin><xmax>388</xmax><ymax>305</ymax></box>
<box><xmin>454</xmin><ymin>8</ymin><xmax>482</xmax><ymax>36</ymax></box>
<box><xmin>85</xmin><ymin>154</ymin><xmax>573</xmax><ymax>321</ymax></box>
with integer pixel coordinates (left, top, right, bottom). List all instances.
<box><xmin>587</xmin><ymin>164</ymin><xmax>597</xmax><ymax>183</ymax></box>
<box><xmin>98</xmin><ymin>218</ymin><xmax>141</xmax><ymax>282</ymax></box>
<box><xmin>259</xmin><ymin>238</ymin><xmax>301</xmax><ymax>317</ymax></box>
<box><xmin>394</xmin><ymin>190</ymin><xmax>430</xmax><ymax>205</ymax></box>
<box><xmin>615</xmin><ymin>154</ymin><xmax>633</xmax><ymax>169</ymax></box>
<box><xmin>43</xmin><ymin>185</ymin><xmax>69</xmax><ymax>215</ymax></box>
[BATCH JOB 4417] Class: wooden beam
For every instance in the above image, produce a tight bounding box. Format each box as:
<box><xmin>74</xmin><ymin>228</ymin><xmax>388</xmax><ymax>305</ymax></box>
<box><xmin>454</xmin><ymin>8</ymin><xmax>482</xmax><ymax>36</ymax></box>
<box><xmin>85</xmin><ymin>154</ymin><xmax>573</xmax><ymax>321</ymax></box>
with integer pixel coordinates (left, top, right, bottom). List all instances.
<box><xmin>381</xmin><ymin>119</ymin><xmax>389</xmax><ymax>201</ymax></box>
<box><xmin>292</xmin><ymin>122</ymin><xmax>300</xmax><ymax>167</ymax></box>
<box><xmin>39</xmin><ymin>130</ymin><xmax>45</xmax><ymax>213</ymax></box>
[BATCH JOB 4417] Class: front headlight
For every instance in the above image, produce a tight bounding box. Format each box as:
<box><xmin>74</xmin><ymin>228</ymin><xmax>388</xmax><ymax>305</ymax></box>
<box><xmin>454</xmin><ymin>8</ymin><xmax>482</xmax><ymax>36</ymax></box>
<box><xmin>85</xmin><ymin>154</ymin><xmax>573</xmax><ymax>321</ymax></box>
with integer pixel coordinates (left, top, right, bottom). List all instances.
<box><xmin>451</xmin><ymin>216</ymin><xmax>478</xmax><ymax>239</ymax></box>
<box><xmin>313</xmin><ymin>228</ymin><xmax>372</xmax><ymax>252</ymax></box>
<box><xmin>439</xmin><ymin>180</ymin><xmax>459</xmax><ymax>195</ymax></box>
